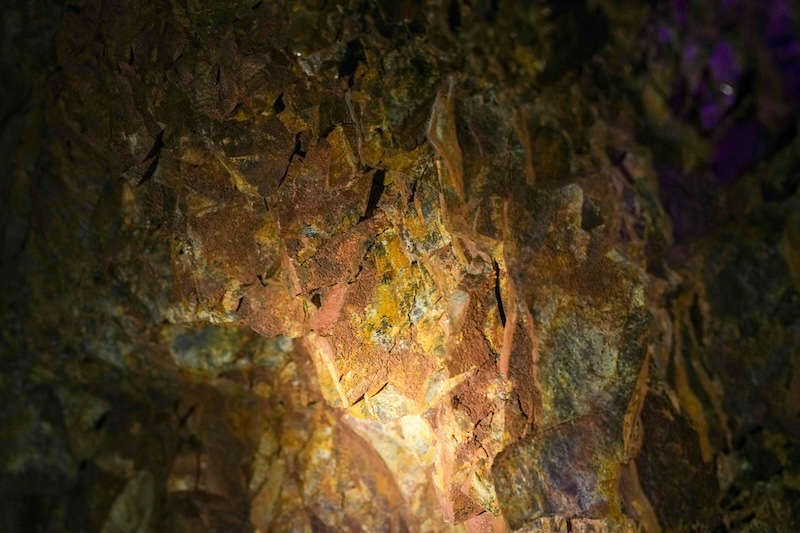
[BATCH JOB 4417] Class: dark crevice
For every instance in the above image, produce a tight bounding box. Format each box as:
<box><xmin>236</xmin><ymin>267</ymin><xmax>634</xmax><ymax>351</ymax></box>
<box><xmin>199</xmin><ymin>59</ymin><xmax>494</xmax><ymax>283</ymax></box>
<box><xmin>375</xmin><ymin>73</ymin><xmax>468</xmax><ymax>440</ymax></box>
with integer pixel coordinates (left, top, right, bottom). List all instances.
<box><xmin>606</xmin><ymin>146</ymin><xmax>635</xmax><ymax>183</ymax></box>
<box><xmin>278</xmin><ymin>132</ymin><xmax>307</xmax><ymax>187</ymax></box>
<box><xmin>251</xmin><ymin>0</ymin><xmax>263</xmax><ymax>9</ymax></box>
<box><xmin>448</xmin><ymin>0</ymin><xmax>461</xmax><ymax>32</ymax></box>
<box><xmin>474</xmin><ymin>435</ymin><xmax>490</xmax><ymax>458</ymax></box>
<box><xmin>144</xmin><ymin>130</ymin><xmax>164</xmax><ymax>161</ymax></box>
<box><xmin>581</xmin><ymin>198</ymin><xmax>604</xmax><ymax>230</ymax></box>
<box><xmin>733</xmin><ymin>424</ymin><xmax>764</xmax><ymax>450</ymax></box>
<box><xmin>273</xmin><ymin>92</ymin><xmax>286</xmax><ymax>114</ymax></box>
<box><xmin>139</xmin><ymin>156</ymin><xmax>160</xmax><ymax>185</ymax></box>
<box><xmin>492</xmin><ymin>259</ymin><xmax>506</xmax><ymax>327</ymax></box>
<box><xmin>311</xmin><ymin>293</ymin><xmax>322</xmax><ymax>308</ymax></box>
<box><xmin>408</xmin><ymin>178</ymin><xmax>419</xmax><ymax>205</ymax></box>
<box><xmin>178</xmin><ymin>405</ymin><xmax>196</xmax><ymax>427</ymax></box>
<box><xmin>93</xmin><ymin>411</ymin><xmax>109</xmax><ymax>431</ymax></box>
<box><xmin>320</xmin><ymin>124</ymin><xmax>339</xmax><ymax>138</ymax></box>
<box><xmin>139</xmin><ymin>130</ymin><xmax>164</xmax><ymax>185</ymax></box>
<box><xmin>293</xmin><ymin>132</ymin><xmax>307</xmax><ymax>158</ymax></box>
<box><xmin>516</xmin><ymin>394</ymin><xmax>528</xmax><ymax>419</ymax></box>
<box><xmin>720</xmin><ymin>485</ymin><xmax>742</xmax><ymax>508</ymax></box>
<box><xmin>228</xmin><ymin>102</ymin><xmax>242</xmax><ymax>117</ymax></box>
<box><xmin>350</xmin><ymin>392</ymin><xmax>365</xmax><ymax>407</ymax></box>
<box><xmin>473</xmin><ymin>410</ymin><xmax>494</xmax><ymax>430</ymax></box>
<box><xmin>372</xmin><ymin>381</ymin><xmax>390</xmax><ymax>397</ymax></box>
<box><xmin>359</xmin><ymin>169</ymin><xmax>386</xmax><ymax>222</ymax></box>
<box><xmin>339</xmin><ymin>39</ymin><xmax>366</xmax><ymax>87</ymax></box>
<box><xmin>348</xmin><ymin>264</ymin><xmax>365</xmax><ymax>283</ymax></box>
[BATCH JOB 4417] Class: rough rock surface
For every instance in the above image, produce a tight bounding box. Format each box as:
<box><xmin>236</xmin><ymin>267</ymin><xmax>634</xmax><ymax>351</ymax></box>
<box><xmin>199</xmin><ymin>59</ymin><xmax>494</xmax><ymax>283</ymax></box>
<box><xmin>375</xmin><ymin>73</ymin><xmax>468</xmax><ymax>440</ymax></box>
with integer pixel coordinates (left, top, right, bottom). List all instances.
<box><xmin>1</xmin><ymin>1</ymin><xmax>799</xmax><ymax>532</ymax></box>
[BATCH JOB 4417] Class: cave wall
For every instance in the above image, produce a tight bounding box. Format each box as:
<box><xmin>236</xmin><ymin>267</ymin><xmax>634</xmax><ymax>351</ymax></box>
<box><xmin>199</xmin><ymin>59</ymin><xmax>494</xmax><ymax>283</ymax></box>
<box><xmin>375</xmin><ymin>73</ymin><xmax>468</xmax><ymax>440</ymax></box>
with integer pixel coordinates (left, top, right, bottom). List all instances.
<box><xmin>1</xmin><ymin>1</ymin><xmax>799</xmax><ymax>531</ymax></box>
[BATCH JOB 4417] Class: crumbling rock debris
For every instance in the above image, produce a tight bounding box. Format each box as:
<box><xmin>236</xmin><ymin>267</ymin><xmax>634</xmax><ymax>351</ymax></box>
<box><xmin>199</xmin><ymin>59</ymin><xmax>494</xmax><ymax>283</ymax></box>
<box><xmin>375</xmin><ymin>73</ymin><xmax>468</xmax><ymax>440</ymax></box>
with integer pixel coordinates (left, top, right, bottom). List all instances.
<box><xmin>1</xmin><ymin>0</ymin><xmax>799</xmax><ymax>532</ymax></box>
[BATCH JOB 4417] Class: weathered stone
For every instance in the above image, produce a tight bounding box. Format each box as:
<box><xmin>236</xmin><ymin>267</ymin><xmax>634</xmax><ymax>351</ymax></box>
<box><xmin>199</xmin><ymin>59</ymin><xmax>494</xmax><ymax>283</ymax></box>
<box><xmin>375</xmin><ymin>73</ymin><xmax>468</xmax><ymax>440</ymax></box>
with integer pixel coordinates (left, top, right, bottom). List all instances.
<box><xmin>2</xmin><ymin>0</ymin><xmax>799</xmax><ymax>531</ymax></box>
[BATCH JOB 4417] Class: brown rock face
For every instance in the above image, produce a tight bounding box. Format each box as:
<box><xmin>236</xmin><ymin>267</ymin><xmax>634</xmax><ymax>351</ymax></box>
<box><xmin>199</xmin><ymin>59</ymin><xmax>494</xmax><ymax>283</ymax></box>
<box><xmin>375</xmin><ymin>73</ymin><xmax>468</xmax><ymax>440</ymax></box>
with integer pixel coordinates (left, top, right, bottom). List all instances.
<box><xmin>2</xmin><ymin>0</ymin><xmax>799</xmax><ymax>532</ymax></box>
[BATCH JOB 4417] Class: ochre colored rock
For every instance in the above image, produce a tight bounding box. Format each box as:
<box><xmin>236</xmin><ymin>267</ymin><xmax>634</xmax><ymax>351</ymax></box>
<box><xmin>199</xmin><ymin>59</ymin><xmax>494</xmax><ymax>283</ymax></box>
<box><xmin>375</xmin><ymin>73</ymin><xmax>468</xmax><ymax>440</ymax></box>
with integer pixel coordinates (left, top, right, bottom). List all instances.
<box><xmin>2</xmin><ymin>1</ymin><xmax>799</xmax><ymax>532</ymax></box>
